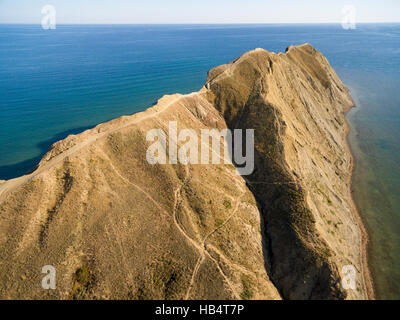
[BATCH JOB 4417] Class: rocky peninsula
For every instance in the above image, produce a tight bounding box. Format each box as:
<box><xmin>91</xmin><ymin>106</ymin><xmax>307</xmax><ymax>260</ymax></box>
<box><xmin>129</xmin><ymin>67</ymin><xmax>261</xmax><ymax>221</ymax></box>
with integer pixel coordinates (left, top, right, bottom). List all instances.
<box><xmin>0</xmin><ymin>44</ymin><xmax>373</xmax><ymax>300</ymax></box>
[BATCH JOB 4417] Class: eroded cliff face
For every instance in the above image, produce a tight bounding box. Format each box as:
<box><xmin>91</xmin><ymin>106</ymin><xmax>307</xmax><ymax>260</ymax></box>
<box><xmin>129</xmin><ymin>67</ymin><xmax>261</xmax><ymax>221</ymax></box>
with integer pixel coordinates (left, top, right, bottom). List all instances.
<box><xmin>205</xmin><ymin>44</ymin><xmax>371</xmax><ymax>299</ymax></box>
<box><xmin>0</xmin><ymin>44</ymin><xmax>370</xmax><ymax>300</ymax></box>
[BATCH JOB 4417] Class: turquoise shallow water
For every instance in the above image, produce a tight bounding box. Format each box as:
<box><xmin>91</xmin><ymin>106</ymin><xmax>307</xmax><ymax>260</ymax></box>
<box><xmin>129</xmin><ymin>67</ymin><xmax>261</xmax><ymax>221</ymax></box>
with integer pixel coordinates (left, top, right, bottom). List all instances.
<box><xmin>0</xmin><ymin>23</ymin><xmax>399</xmax><ymax>299</ymax></box>
<box><xmin>347</xmin><ymin>74</ymin><xmax>400</xmax><ymax>300</ymax></box>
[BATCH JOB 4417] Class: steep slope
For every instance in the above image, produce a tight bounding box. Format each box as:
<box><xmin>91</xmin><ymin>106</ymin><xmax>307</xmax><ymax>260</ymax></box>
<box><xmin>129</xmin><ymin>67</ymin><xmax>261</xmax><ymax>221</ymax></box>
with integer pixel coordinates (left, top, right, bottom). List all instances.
<box><xmin>0</xmin><ymin>93</ymin><xmax>280</xmax><ymax>300</ymax></box>
<box><xmin>0</xmin><ymin>44</ymin><xmax>372</xmax><ymax>300</ymax></box>
<box><xmin>205</xmin><ymin>44</ymin><xmax>372</xmax><ymax>299</ymax></box>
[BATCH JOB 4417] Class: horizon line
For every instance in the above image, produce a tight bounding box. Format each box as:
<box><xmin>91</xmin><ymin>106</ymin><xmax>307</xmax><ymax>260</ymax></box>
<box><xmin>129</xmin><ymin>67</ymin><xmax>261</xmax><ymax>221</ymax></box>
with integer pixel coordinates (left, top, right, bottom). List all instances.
<box><xmin>1</xmin><ymin>21</ymin><xmax>400</xmax><ymax>25</ymax></box>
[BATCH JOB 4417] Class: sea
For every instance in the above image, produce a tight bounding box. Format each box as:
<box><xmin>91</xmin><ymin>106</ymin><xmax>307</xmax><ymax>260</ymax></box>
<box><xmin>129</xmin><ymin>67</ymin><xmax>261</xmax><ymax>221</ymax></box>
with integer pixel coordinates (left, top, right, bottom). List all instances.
<box><xmin>0</xmin><ymin>23</ymin><xmax>399</xmax><ymax>299</ymax></box>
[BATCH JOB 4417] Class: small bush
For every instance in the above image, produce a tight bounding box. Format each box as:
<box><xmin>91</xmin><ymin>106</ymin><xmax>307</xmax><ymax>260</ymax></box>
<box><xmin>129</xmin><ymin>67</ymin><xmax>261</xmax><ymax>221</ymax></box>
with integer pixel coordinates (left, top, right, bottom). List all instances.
<box><xmin>71</xmin><ymin>266</ymin><xmax>93</xmax><ymax>300</ymax></box>
<box><xmin>75</xmin><ymin>267</ymin><xmax>91</xmax><ymax>286</ymax></box>
<box><xmin>215</xmin><ymin>218</ymin><xmax>224</xmax><ymax>228</ymax></box>
<box><xmin>240</xmin><ymin>276</ymin><xmax>254</xmax><ymax>300</ymax></box>
<box><xmin>223</xmin><ymin>200</ymin><xmax>232</xmax><ymax>210</ymax></box>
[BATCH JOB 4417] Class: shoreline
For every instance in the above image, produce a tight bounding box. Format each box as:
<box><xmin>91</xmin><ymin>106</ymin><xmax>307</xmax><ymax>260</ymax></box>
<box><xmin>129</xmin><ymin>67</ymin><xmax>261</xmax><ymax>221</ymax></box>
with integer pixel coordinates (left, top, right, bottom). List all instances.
<box><xmin>344</xmin><ymin>101</ymin><xmax>375</xmax><ymax>300</ymax></box>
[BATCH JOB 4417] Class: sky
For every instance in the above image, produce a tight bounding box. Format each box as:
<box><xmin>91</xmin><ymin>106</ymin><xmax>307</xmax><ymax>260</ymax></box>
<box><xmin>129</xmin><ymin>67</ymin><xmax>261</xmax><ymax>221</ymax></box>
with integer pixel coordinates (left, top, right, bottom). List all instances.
<box><xmin>0</xmin><ymin>0</ymin><xmax>399</xmax><ymax>24</ymax></box>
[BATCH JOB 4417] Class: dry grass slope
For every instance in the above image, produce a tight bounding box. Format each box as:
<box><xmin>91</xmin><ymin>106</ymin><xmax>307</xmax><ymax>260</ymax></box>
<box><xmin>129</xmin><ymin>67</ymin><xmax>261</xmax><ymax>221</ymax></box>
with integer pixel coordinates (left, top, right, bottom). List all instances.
<box><xmin>0</xmin><ymin>44</ymin><xmax>371</xmax><ymax>300</ymax></box>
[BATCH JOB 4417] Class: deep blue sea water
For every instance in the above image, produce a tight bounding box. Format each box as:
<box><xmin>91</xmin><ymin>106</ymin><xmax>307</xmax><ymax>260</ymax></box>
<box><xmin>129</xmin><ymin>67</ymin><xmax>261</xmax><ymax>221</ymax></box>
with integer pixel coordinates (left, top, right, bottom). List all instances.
<box><xmin>0</xmin><ymin>23</ymin><xmax>399</xmax><ymax>299</ymax></box>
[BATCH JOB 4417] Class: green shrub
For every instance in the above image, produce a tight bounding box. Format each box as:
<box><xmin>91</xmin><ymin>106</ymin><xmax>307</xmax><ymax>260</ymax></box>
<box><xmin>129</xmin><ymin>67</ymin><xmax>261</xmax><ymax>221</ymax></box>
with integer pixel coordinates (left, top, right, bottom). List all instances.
<box><xmin>223</xmin><ymin>200</ymin><xmax>232</xmax><ymax>210</ymax></box>
<box><xmin>240</xmin><ymin>276</ymin><xmax>254</xmax><ymax>300</ymax></box>
<box><xmin>215</xmin><ymin>218</ymin><xmax>224</xmax><ymax>228</ymax></box>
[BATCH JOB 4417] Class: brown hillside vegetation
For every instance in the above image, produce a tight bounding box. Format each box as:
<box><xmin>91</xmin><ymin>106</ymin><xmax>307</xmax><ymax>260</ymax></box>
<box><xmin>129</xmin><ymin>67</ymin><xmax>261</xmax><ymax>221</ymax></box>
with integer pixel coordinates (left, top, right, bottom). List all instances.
<box><xmin>0</xmin><ymin>44</ymin><xmax>372</xmax><ymax>300</ymax></box>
